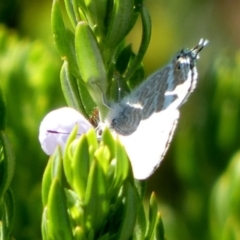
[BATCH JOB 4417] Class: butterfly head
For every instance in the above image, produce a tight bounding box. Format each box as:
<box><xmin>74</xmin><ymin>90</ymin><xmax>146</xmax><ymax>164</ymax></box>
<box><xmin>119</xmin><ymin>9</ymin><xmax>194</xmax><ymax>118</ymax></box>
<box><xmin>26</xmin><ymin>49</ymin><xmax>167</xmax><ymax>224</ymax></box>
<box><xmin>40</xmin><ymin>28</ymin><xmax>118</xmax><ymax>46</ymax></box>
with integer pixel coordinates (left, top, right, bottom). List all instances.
<box><xmin>175</xmin><ymin>39</ymin><xmax>208</xmax><ymax>70</ymax></box>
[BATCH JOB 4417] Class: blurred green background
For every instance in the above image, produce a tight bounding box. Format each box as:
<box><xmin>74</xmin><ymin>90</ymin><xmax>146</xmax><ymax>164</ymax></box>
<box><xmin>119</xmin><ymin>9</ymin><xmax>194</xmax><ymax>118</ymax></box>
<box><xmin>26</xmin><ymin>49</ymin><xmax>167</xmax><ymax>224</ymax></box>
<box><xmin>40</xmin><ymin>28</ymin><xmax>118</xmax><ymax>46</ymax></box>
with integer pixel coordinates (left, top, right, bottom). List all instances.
<box><xmin>1</xmin><ymin>0</ymin><xmax>240</xmax><ymax>239</ymax></box>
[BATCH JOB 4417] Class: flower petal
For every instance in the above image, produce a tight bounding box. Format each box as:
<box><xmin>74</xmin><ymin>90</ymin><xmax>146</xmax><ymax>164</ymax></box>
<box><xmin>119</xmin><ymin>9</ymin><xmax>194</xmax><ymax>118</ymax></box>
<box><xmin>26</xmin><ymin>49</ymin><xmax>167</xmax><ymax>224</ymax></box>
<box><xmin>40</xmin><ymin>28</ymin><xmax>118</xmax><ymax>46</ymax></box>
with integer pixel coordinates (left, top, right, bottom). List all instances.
<box><xmin>39</xmin><ymin>107</ymin><xmax>92</xmax><ymax>155</ymax></box>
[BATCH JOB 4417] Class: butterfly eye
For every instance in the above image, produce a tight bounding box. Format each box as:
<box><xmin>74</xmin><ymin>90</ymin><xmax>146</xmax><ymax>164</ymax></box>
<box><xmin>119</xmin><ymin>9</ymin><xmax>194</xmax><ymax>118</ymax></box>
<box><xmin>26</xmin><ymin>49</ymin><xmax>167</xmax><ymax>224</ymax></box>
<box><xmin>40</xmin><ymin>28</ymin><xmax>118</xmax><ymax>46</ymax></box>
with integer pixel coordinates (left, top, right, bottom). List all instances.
<box><xmin>111</xmin><ymin>118</ymin><xmax>117</xmax><ymax>126</ymax></box>
<box><xmin>176</xmin><ymin>62</ymin><xmax>184</xmax><ymax>70</ymax></box>
<box><xmin>176</xmin><ymin>54</ymin><xmax>181</xmax><ymax>59</ymax></box>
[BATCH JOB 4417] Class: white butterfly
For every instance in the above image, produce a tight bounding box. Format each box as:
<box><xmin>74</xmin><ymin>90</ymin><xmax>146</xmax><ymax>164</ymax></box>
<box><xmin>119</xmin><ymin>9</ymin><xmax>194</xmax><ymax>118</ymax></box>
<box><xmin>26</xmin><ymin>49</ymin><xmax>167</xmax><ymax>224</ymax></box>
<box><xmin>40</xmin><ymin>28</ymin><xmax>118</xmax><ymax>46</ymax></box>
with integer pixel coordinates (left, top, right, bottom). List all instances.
<box><xmin>103</xmin><ymin>39</ymin><xmax>208</xmax><ymax>180</ymax></box>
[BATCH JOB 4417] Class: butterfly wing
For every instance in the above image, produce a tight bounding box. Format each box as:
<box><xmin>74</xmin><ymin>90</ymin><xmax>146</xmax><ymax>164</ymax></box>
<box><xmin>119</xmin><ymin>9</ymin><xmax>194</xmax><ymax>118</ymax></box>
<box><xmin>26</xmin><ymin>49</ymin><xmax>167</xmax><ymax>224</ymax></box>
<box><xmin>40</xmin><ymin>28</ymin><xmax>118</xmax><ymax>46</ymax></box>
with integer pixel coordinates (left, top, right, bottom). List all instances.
<box><xmin>118</xmin><ymin>109</ymin><xmax>179</xmax><ymax>179</ymax></box>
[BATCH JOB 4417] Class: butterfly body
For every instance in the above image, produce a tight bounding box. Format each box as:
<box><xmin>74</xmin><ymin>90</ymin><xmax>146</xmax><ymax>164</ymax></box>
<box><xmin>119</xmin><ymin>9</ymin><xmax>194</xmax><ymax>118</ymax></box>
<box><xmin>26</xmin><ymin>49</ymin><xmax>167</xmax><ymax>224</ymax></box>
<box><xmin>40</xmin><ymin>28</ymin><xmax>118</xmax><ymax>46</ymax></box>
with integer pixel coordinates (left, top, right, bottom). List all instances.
<box><xmin>104</xmin><ymin>39</ymin><xmax>208</xmax><ymax>179</ymax></box>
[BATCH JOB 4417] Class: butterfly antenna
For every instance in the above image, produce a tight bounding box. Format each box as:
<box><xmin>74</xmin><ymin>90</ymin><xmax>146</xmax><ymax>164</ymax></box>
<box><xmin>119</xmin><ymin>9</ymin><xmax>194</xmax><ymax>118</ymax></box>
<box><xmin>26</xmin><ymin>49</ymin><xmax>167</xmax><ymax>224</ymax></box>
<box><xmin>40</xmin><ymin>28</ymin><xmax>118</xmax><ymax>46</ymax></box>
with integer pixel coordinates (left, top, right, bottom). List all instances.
<box><xmin>191</xmin><ymin>39</ymin><xmax>208</xmax><ymax>59</ymax></box>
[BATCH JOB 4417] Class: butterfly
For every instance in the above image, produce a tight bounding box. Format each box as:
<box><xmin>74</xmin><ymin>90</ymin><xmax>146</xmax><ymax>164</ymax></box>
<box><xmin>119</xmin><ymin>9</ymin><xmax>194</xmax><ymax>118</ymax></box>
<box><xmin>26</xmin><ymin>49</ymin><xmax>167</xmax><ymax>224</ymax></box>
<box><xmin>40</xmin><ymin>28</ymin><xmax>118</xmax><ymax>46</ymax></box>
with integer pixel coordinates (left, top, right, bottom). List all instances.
<box><xmin>103</xmin><ymin>39</ymin><xmax>208</xmax><ymax>180</ymax></box>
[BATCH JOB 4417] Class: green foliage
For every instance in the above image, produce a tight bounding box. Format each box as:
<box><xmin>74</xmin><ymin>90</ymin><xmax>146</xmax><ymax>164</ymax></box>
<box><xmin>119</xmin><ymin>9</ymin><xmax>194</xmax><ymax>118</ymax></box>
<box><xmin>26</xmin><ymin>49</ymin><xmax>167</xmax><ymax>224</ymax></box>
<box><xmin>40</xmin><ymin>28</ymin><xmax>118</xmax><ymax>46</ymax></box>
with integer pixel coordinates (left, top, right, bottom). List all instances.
<box><xmin>51</xmin><ymin>0</ymin><xmax>151</xmax><ymax>120</ymax></box>
<box><xmin>210</xmin><ymin>151</ymin><xmax>240</xmax><ymax>239</ymax></box>
<box><xmin>42</xmin><ymin>128</ymin><xmax>164</xmax><ymax>239</ymax></box>
<box><xmin>0</xmin><ymin>25</ymin><xmax>64</xmax><ymax>239</ymax></box>
<box><xmin>0</xmin><ymin>82</ymin><xmax>15</xmax><ymax>239</ymax></box>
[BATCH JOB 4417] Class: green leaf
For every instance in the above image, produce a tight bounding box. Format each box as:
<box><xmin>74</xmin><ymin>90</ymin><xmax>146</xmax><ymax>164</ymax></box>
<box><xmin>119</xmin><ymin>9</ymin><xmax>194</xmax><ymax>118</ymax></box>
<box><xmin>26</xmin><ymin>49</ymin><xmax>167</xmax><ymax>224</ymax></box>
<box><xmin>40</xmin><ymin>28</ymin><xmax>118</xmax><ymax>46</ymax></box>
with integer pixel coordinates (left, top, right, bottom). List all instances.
<box><xmin>125</xmin><ymin>5</ymin><xmax>151</xmax><ymax>81</ymax></box>
<box><xmin>0</xmin><ymin>88</ymin><xmax>6</xmax><ymax>130</ymax></box>
<box><xmin>64</xmin><ymin>0</ymin><xmax>78</xmax><ymax>27</ymax></box>
<box><xmin>210</xmin><ymin>151</ymin><xmax>240</xmax><ymax>239</ymax></box>
<box><xmin>134</xmin><ymin>180</ymin><xmax>146</xmax><ymax>201</ymax></box>
<box><xmin>51</xmin><ymin>0</ymin><xmax>80</xmax><ymax>79</ymax></box>
<box><xmin>61</xmin><ymin>59</ymin><xmax>97</xmax><ymax>119</ymax></box>
<box><xmin>127</xmin><ymin>63</ymin><xmax>145</xmax><ymax>90</ymax></box>
<box><xmin>84</xmin><ymin>0</ymin><xmax>108</xmax><ymax>36</ymax></box>
<box><xmin>75</xmin><ymin>22</ymin><xmax>106</xmax><ymax>85</ymax></box>
<box><xmin>0</xmin><ymin>131</ymin><xmax>15</xmax><ymax>199</ymax></box>
<box><xmin>75</xmin><ymin>21</ymin><xmax>109</xmax><ymax>118</ymax></box>
<box><xmin>86</xmin><ymin>128</ymin><xmax>98</xmax><ymax>156</ymax></box>
<box><xmin>115</xmin><ymin>44</ymin><xmax>132</xmax><ymax>74</ymax></box>
<box><xmin>41</xmin><ymin>207</ymin><xmax>49</xmax><ymax>240</ymax></box>
<box><xmin>75</xmin><ymin>22</ymin><xmax>107</xmax><ymax>115</ymax></box>
<box><xmin>116</xmin><ymin>182</ymin><xmax>139</xmax><ymax>240</ymax></box>
<box><xmin>146</xmin><ymin>192</ymin><xmax>159</xmax><ymax>240</ymax></box>
<box><xmin>84</xmin><ymin>159</ymin><xmax>108</xmax><ymax>231</ymax></box>
<box><xmin>72</xmin><ymin>134</ymin><xmax>90</xmax><ymax>201</ymax></box>
<box><xmin>94</xmin><ymin>145</ymin><xmax>111</xmax><ymax>175</ymax></box>
<box><xmin>42</xmin><ymin>147</ymin><xmax>62</xmax><ymax>206</ymax></box>
<box><xmin>105</xmin><ymin>0</ymin><xmax>138</xmax><ymax>50</ymax></box>
<box><xmin>41</xmin><ymin>207</ymin><xmax>48</xmax><ymax>240</ymax></box>
<box><xmin>0</xmin><ymin>189</ymin><xmax>15</xmax><ymax>240</ymax></box>
<box><xmin>42</xmin><ymin>156</ymin><xmax>53</xmax><ymax>207</ymax></box>
<box><xmin>101</xmin><ymin>127</ymin><xmax>116</xmax><ymax>161</ymax></box>
<box><xmin>133</xmin><ymin>203</ymin><xmax>146</xmax><ymax>240</ymax></box>
<box><xmin>63</xmin><ymin>125</ymin><xmax>79</xmax><ymax>186</ymax></box>
<box><xmin>48</xmin><ymin>178</ymin><xmax>73</xmax><ymax>240</ymax></box>
<box><xmin>77</xmin><ymin>81</ymin><xmax>97</xmax><ymax>118</ymax></box>
<box><xmin>60</xmin><ymin>61</ymin><xmax>85</xmax><ymax>114</ymax></box>
<box><xmin>155</xmin><ymin>213</ymin><xmax>165</xmax><ymax>240</ymax></box>
<box><xmin>113</xmin><ymin>138</ymin><xmax>130</xmax><ymax>190</ymax></box>
<box><xmin>64</xmin><ymin>189</ymin><xmax>84</xmax><ymax>228</ymax></box>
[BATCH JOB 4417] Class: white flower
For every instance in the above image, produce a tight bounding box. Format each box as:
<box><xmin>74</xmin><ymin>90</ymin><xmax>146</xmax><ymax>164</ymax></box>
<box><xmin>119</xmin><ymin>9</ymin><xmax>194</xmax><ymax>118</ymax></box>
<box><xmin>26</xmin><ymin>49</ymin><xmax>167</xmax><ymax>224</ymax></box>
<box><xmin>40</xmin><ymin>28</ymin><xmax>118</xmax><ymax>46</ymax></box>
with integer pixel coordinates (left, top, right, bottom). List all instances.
<box><xmin>39</xmin><ymin>107</ymin><xmax>92</xmax><ymax>155</ymax></box>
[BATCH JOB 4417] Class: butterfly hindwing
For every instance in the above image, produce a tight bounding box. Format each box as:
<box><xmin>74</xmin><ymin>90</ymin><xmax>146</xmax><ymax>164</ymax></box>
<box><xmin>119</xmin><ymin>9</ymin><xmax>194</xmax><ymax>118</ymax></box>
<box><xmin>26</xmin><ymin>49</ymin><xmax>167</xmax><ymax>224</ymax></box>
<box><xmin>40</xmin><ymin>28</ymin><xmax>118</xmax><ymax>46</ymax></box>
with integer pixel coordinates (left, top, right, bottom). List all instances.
<box><xmin>118</xmin><ymin>109</ymin><xmax>179</xmax><ymax>179</ymax></box>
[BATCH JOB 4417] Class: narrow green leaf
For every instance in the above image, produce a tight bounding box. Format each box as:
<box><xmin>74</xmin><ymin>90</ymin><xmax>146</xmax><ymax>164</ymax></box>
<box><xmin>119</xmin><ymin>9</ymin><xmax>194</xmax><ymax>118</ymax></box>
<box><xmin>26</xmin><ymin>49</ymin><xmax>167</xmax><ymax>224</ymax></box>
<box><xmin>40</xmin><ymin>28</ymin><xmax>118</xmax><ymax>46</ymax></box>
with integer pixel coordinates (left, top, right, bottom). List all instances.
<box><xmin>64</xmin><ymin>0</ymin><xmax>78</xmax><ymax>27</ymax></box>
<box><xmin>42</xmin><ymin>157</ymin><xmax>52</xmax><ymax>207</ymax></box>
<box><xmin>75</xmin><ymin>22</ymin><xmax>107</xmax><ymax>113</ymax></box>
<box><xmin>0</xmin><ymin>88</ymin><xmax>6</xmax><ymax>130</ymax></box>
<box><xmin>0</xmin><ymin>132</ymin><xmax>15</xmax><ymax>199</ymax></box>
<box><xmin>63</xmin><ymin>125</ymin><xmax>79</xmax><ymax>186</ymax></box>
<box><xmin>115</xmin><ymin>44</ymin><xmax>132</xmax><ymax>74</ymax></box>
<box><xmin>133</xmin><ymin>203</ymin><xmax>147</xmax><ymax>240</ymax></box>
<box><xmin>72</xmin><ymin>134</ymin><xmax>90</xmax><ymax>200</ymax></box>
<box><xmin>114</xmin><ymin>138</ymin><xmax>130</xmax><ymax>189</ymax></box>
<box><xmin>101</xmin><ymin>127</ymin><xmax>115</xmax><ymax>161</ymax></box>
<box><xmin>145</xmin><ymin>192</ymin><xmax>158</xmax><ymax>240</ymax></box>
<box><xmin>127</xmin><ymin>63</ymin><xmax>145</xmax><ymax>90</ymax></box>
<box><xmin>134</xmin><ymin>180</ymin><xmax>147</xmax><ymax>201</ymax></box>
<box><xmin>94</xmin><ymin>145</ymin><xmax>111</xmax><ymax>175</ymax></box>
<box><xmin>1</xmin><ymin>189</ymin><xmax>15</xmax><ymax>240</ymax></box>
<box><xmin>75</xmin><ymin>22</ymin><xmax>106</xmax><ymax>84</ymax></box>
<box><xmin>155</xmin><ymin>213</ymin><xmax>165</xmax><ymax>240</ymax></box>
<box><xmin>77</xmin><ymin>81</ymin><xmax>97</xmax><ymax>118</ymax></box>
<box><xmin>41</xmin><ymin>207</ymin><xmax>48</xmax><ymax>240</ymax></box>
<box><xmin>52</xmin><ymin>147</ymin><xmax>63</xmax><ymax>180</ymax></box>
<box><xmin>84</xmin><ymin>159</ymin><xmax>108</xmax><ymax>231</ymax></box>
<box><xmin>105</xmin><ymin>0</ymin><xmax>138</xmax><ymax>49</ymax></box>
<box><xmin>42</xmin><ymin>147</ymin><xmax>62</xmax><ymax>206</ymax></box>
<box><xmin>60</xmin><ymin>61</ymin><xmax>85</xmax><ymax>114</ymax></box>
<box><xmin>84</xmin><ymin>0</ymin><xmax>108</xmax><ymax>36</ymax></box>
<box><xmin>48</xmin><ymin>178</ymin><xmax>73</xmax><ymax>240</ymax></box>
<box><xmin>116</xmin><ymin>182</ymin><xmax>139</xmax><ymax>240</ymax></box>
<box><xmin>61</xmin><ymin>59</ymin><xmax>97</xmax><ymax>119</ymax></box>
<box><xmin>51</xmin><ymin>0</ymin><xmax>80</xmax><ymax>79</ymax></box>
<box><xmin>64</xmin><ymin>189</ymin><xmax>84</xmax><ymax>228</ymax></box>
<box><xmin>85</xmin><ymin>128</ymin><xmax>98</xmax><ymax>156</ymax></box>
<box><xmin>74</xmin><ymin>0</ymin><xmax>88</xmax><ymax>22</ymax></box>
<box><xmin>125</xmin><ymin>5</ymin><xmax>151</xmax><ymax>81</ymax></box>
